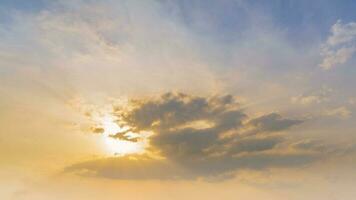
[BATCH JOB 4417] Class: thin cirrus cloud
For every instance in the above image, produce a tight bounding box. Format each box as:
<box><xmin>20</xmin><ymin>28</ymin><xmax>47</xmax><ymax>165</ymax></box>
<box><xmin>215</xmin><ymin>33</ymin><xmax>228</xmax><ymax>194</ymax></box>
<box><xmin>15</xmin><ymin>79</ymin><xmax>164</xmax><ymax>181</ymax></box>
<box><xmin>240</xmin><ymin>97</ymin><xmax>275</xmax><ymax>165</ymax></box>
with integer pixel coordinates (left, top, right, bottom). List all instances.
<box><xmin>65</xmin><ymin>92</ymin><xmax>324</xmax><ymax>180</ymax></box>
<box><xmin>320</xmin><ymin>20</ymin><xmax>356</xmax><ymax>70</ymax></box>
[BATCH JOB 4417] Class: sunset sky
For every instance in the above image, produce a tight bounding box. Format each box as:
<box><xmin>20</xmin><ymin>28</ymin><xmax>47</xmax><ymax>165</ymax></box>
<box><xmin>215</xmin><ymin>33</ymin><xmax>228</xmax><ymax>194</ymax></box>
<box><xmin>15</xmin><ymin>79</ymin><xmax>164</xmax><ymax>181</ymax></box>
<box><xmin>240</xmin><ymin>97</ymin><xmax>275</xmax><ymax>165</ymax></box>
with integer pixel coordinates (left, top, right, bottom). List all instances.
<box><xmin>1</xmin><ymin>0</ymin><xmax>356</xmax><ymax>199</ymax></box>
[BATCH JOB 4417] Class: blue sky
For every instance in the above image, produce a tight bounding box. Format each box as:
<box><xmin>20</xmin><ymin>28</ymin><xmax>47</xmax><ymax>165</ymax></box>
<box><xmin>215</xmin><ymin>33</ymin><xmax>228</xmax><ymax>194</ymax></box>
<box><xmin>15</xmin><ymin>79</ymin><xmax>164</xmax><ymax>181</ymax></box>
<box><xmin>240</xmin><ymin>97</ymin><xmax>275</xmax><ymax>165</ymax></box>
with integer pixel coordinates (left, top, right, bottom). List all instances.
<box><xmin>1</xmin><ymin>1</ymin><xmax>356</xmax><ymax>121</ymax></box>
<box><xmin>2</xmin><ymin>0</ymin><xmax>356</xmax><ymax>37</ymax></box>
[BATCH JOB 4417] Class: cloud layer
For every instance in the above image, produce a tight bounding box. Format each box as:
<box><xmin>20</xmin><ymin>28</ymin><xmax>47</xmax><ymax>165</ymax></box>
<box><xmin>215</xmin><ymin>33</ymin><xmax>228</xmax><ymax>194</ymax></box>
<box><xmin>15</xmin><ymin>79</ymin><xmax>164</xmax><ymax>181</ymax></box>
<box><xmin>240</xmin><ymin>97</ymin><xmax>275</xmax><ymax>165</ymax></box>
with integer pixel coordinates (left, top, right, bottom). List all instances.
<box><xmin>66</xmin><ymin>93</ymin><xmax>322</xmax><ymax>180</ymax></box>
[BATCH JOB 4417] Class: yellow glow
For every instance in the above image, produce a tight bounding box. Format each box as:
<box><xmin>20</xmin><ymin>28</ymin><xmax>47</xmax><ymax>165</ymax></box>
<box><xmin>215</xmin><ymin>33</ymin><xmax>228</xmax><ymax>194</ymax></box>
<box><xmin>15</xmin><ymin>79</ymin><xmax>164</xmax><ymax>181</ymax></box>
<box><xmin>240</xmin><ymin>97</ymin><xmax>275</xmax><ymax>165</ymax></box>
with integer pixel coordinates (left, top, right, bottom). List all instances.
<box><xmin>97</xmin><ymin>115</ymin><xmax>147</xmax><ymax>156</ymax></box>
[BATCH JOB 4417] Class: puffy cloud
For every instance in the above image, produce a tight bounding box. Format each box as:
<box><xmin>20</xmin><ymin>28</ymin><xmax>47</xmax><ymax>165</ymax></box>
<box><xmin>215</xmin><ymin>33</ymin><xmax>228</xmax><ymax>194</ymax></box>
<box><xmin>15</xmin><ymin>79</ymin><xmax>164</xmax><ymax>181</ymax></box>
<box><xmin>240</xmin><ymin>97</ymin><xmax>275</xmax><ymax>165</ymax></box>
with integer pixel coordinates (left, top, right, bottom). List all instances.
<box><xmin>320</xmin><ymin>20</ymin><xmax>356</xmax><ymax>69</ymax></box>
<box><xmin>64</xmin><ymin>93</ymin><xmax>324</xmax><ymax>180</ymax></box>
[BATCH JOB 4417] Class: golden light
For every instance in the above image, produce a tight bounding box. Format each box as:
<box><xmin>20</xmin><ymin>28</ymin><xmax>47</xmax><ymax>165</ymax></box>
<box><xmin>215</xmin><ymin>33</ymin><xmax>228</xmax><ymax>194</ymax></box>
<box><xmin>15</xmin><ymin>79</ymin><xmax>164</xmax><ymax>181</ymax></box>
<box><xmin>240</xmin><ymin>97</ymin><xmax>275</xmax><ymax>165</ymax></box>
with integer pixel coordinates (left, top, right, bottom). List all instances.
<box><xmin>97</xmin><ymin>115</ymin><xmax>149</xmax><ymax>156</ymax></box>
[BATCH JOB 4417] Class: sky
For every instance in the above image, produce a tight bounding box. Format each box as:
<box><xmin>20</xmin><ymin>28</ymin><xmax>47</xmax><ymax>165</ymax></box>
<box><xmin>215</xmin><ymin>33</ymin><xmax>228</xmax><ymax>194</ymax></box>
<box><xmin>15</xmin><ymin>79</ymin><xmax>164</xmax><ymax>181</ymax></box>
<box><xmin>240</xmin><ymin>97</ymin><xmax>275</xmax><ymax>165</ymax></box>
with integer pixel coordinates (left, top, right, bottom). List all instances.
<box><xmin>1</xmin><ymin>0</ymin><xmax>356</xmax><ymax>199</ymax></box>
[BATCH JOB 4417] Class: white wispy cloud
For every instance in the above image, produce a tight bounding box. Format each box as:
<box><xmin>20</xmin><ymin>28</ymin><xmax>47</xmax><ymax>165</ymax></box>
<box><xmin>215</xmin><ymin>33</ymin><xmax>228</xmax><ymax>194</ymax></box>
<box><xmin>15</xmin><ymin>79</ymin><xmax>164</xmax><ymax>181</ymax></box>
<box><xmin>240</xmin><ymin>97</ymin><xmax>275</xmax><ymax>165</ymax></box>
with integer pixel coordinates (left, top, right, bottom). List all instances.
<box><xmin>324</xmin><ymin>106</ymin><xmax>352</xmax><ymax>119</ymax></box>
<box><xmin>291</xmin><ymin>95</ymin><xmax>323</xmax><ymax>105</ymax></box>
<box><xmin>0</xmin><ymin>1</ymin><xmax>220</xmax><ymax>97</ymax></box>
<box><xmin>291</xmin><ymin>87</ymin><xmax>331</xmax><ymax>105</ymax></box>
<box><xmin>320</xmin><ymin>20</ymin><xmax>356</xmax><ymax>69</ymax></box>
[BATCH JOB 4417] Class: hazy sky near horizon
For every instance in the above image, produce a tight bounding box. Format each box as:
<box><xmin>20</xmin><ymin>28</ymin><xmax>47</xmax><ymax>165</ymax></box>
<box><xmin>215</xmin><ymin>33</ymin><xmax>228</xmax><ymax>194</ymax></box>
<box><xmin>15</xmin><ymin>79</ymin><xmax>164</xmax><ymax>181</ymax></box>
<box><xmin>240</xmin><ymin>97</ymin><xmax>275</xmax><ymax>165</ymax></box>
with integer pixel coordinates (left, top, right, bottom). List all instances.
<box><xmin>1</xmin><ymin>0</ymin><xmax>356</xmax><ymax>199</ymax></box>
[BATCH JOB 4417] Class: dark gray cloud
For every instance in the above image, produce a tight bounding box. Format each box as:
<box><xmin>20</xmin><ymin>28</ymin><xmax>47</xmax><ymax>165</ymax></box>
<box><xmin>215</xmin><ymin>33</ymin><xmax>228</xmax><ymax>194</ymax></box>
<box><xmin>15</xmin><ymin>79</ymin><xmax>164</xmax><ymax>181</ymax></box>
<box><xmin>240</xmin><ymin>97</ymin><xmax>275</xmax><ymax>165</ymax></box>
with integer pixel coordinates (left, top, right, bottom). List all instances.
<box><xmin>67</xmin><ymin>93</ymin><xmax>322</xmax><ymax>180</ymax></box>
<box><xmin>109</xmin><ymin>132</ymin><xmax>140</xmax><ymax>142</ymax></box>
<box><xmin>91</xmin><ymin>126</ymin><xmax>104</xmax><ymax>134</ymax></box>
<box><xmin>226</xmin><ymin>136</ymin><xmax>283</xmax><ymax>155</ymax></box>
<box><xmin>119</xmin><ymin>93</ymin><xmax>242</xmax><ymax>132</ymax></box>
<box><xmin>65</xmin><ymin>155</ymin><xmax>186</xmax><ymax>180</ymax></box>
<box><xmin>65</xmin><ymin>151</ymin><xmax>317</xmax><ymax>180</ymax></box>
<box><xmin>248</xmin><ymin>113</ymin><xmax>303</xmax><ymax>133</ymax></box>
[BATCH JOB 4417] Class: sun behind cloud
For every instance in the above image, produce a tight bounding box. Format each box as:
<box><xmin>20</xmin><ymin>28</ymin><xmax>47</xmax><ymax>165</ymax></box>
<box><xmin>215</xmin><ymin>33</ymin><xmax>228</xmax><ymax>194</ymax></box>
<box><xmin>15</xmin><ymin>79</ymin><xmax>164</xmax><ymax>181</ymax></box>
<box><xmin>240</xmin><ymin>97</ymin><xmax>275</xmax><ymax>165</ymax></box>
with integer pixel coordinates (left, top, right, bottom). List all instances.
<box><xmin>85</xmin><ymin>107</ymin><xmax>152</xmax><ymax>156</ymax></box>
<box><xmin>65</xmin><ymin>92</ymin><xmax>332</xmax><ymax>180</ymax></box>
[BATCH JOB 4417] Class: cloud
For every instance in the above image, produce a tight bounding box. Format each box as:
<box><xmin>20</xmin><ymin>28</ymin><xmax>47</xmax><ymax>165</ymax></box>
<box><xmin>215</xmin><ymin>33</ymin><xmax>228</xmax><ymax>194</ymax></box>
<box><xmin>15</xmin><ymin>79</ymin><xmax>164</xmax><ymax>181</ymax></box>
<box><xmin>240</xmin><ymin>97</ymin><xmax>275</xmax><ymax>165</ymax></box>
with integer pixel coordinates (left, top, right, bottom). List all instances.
<box><xmin>65</xmin><ymin>93</ymin><xmax>324</xmax><ymax>180</ymax></box>
<box><xmin>109</xmin><ymin>132</ymin><xmax>140</xmax><ymax>142</ymax></box>
<box><xmin>90</xmin><ymin>126</ymin><xmax>104</xmax><ymax>134</ymax></box>
<box><xmin>324</xmin><ymin>106</ymin><xmax>352</xmax><ymax>119</ymax></box>
<box><xmin>291</xmin><ymin>95</ymin><xmax>325</xmax><ymax>105</ymax></box>
<box><xmin>320</xmin><ymin>20</ymin><xmax>356</xmax><ymax>69</ymax></box>
<box><xmin>64</xmin><ymin>155</ymin><xmax>184</xmax><ymax>180</ymax></box>
<box><xmin>65</xmin><ymin>151</ymin><xmax>317</xmax><ymax>180</ymax></box>
<box><xmin>0</xmin><ymin>0</ymin><xmax>220</xmax><ymax>98</ymax></box>
<box><xmin>247</xmin><ymin>113</ymin><xmax>303</xmax><ymax>133</ymax></box>
<box><xmin>349</xmin><ymin>98</ymin><xmax>356</xmax><ymax>105</ymax></box>
<box><xmin>291</xmin><ymin>87</ymin><xmax>331</xmax><ymax>105</ymax></box>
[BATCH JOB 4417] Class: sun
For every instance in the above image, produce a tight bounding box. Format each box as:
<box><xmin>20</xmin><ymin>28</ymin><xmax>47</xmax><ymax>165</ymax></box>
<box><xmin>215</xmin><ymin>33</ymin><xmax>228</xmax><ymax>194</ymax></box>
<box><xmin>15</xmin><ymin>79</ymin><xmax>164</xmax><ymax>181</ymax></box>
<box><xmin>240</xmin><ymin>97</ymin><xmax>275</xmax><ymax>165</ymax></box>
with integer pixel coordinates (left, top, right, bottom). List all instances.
<box><xmin>97</xmin><ymin>115</ymin><xmax>148</xmax><ymax>156</ymax></box>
